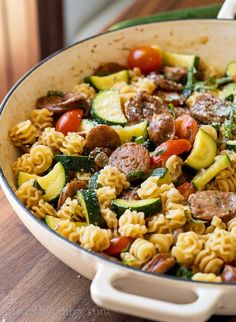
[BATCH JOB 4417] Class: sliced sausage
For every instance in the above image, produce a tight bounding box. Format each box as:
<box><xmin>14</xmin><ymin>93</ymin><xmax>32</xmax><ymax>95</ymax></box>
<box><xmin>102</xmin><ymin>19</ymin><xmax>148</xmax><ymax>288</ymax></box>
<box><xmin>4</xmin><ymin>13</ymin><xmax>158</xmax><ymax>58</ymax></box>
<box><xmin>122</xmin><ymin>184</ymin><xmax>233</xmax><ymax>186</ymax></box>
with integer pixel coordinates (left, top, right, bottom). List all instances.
<box><xmin>89</xmin><ymin>147</ymin><xmax>112</xmax><ymax>168</ymax></box>
<box><xmin>85</xmin><ymin>125</ymin><xmax>121</xmax><ymax>150</ymax></box>
<box><xmin>120</xmin><ymin>189</ymin><xmax>140</xmax><ymax>201</ymax></box>
<box><xmin>142</xmin><ymin>253</ymin><xmax>176</xmax><ymax>273</ymax></box>
<box><xmin>148</xmin><ymin>113</ymin><xmax>175</xmax><ymax>146</ymax></box>
<box><xmin>188</xmin><ymin>93</ymin><xmax>231</xmax><ymax>124</ymax></box>
<box><xmin>155</xmin><ymin>90</ymin><xmax>186</xmax><ymax>106</ymax></box>
<box><xmin>94</xmin><ymin>62</ymin><xmax>127</xmax><ymax>76</ymax></box>
<box><xmin>57</xmin><ymin>178</ymin><xmax>87</xmax><ymax>209</ymax></box>
<box><xmin>124</xmin><ymin>91</ymin><xmax>167</xmax><ymax>124</ymax></box>
<box><xmin>108</xmin><ymin>142</ymin><xmax>150</xmax><ymax>179</ymax></box>
<box><xmin>188</xmin><ymin>191</ymin><xmax>236</xmax><ymax>221</ymax></box>
<box><xmin>221</xmin><ymin>265</ymin><xmax>236</xmax><ymax>282</ymax></box>
<box><xmin>174</xmin><ymin>107</ymin><xmax>191</xmax><ymax>117</ymax></box>
<box><xmin>148</xmin><ymin>72</ymin><xmax>183</xmax><ymax>91</ymax></box>
<box><xmin>36</xmin><ymin>92</ymin><xmax>91</xmax><ymax>115</ymax></box>
<box><xmin>162</xmin><ymin>66</ymin><xmax>187</xmax><ymax>83</ymax></box>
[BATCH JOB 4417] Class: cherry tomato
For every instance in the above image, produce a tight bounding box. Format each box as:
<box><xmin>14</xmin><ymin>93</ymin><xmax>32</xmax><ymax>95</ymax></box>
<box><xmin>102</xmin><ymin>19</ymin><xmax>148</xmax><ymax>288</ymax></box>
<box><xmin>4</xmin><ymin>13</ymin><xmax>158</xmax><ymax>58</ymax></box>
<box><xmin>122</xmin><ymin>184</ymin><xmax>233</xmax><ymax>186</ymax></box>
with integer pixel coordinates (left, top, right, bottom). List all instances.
<box><xmin>151</xmin><ymin>139</ymin><xmax>192</xmax><ymax>167</ymax></box>
<box><xmin>55</xmin><ymin>109</ymin><xmax>83</xmax><ymax>135</ymax></box>
<box><xmin>175</xmin><ymin>114</ymin><xmax>198</xmax><ymax>144</ymax></box>
<box><xmin>177</xmin><ymin>182</ymin><xmax>196</xmax><ymax>201</ymax></box>
<box><xmin>127</xmin><ymin>46</ymin><xmax>162</xmax><ymax>75</ymax></box>
<box><xmin>233</xmin><ymin>75</ymin><xmax>236</xmax><ymax>83</ymax></box>
<box><xmin>104</xmin><ymin>236</ymin><xmax>133</xmax><ymax>257</ymax></box>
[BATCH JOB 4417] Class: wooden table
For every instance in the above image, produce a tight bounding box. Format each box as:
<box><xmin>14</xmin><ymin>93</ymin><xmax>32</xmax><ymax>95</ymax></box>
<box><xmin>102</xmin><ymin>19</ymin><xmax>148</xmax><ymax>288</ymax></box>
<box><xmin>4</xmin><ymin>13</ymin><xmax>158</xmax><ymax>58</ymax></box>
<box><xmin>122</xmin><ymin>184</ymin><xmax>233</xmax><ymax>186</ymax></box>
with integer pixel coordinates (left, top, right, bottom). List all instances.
<box><xmin>1</xmin><ymin>0</ymin><xmax>235</xmax><ymax>321</ymax></box>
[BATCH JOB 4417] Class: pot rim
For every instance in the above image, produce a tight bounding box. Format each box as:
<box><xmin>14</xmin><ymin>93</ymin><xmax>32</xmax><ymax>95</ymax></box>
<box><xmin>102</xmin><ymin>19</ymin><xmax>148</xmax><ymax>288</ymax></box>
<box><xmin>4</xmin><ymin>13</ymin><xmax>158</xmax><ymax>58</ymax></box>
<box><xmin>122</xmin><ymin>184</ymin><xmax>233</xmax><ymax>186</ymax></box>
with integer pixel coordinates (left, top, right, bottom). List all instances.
<box><xmin>1</xmin><ymin>18</ymin><xmax>236</xmax><ymax>286</ymax></box>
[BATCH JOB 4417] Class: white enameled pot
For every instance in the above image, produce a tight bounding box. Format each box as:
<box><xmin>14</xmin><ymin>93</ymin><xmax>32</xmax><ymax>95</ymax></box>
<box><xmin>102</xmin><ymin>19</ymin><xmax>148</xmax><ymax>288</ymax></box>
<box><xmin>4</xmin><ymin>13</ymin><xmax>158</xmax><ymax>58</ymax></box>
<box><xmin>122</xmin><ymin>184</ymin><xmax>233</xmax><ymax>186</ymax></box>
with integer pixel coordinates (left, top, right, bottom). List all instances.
<box><xmin>1</xmin><ymin>18</ymin><xmax>236</xmax><ymax>322</ymax></box>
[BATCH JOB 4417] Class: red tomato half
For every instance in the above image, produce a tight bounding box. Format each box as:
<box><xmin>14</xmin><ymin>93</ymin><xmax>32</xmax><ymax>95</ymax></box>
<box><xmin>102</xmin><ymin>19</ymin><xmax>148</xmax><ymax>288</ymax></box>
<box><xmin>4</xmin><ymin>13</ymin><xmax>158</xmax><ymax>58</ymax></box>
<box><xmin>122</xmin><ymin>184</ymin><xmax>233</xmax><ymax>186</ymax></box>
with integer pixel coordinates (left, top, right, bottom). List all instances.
<box><xmin>127</xmin><ymin>46</ymin><xmax>162</xmax><ymax>75</ymax></box>
<box><xmin>175</xmin><ymin>114</ymin><xmax>198</xmax><ymax>145</ymax></box>
<box><xmin>177</xmin><ymin>182</ymin><xmax>196</xmax><ymax>201</ymax></box>
<box><xmin>151</xmin><ymin>139</ymin><xmax>192</xmax><ymax>167</ymax></box>
<box><xmin>104</xmin><ymin>236</ymin><xmax>133</xmax><ymax>257</ymax></box>
<box><xmin>56</xmin><ymin>109</ymin><xmax>83</xmax><ymax>135</ymax></box>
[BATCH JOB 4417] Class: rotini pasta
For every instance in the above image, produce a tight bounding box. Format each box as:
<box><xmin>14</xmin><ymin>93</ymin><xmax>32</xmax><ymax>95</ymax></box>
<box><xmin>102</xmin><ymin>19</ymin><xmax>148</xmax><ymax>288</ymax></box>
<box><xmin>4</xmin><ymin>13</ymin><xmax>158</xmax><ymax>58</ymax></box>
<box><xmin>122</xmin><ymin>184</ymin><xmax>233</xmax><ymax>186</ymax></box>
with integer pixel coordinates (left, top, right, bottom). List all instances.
<box><xmin>192</xmin><ymin>273</ymin><xmax>222</xmax><ymax>283</ymax></box>
<box><xmin>39</xmin><ymin>127</ymin><xmax>64</xmax><ymax>151</ymax></box>
<box><xmin>192</xmin><ymin>248</ymin><xmax>224</xmax><ymax>274</ymax></box>
<box><xmin>98</xmin><ymin>166</ymin><xmax>130</xmax><ymax>195</ymax></box>
<box><xmin>29</xmin><ymin>145</ymin><xmax>53</xmax><ymax>174</ymax></box>
<box><xmin>32</xmin><ymin>199</ymin><xmax>56</xmax><ymax>219</ymax></box>
<box><xmin>149</xmin><ymin>233</ymin><xmax>173</xmax><ymax>253</ymax></box>
<box><xmin>15</xmin><ymin>179</ymin><xmax>42</xmax><ymax>209</ymax></box>
<box><xmin>146</xmin><ymin>214</ymin><xmax>171</xmax><ymax>234</ymax></box>
<box><xmin>137</xmin><ymin>176</ymin><xmax>161</xmax><ymax>199</ymax></box>
<box><xmin>118</xmin><ymin>210</ymin><xmax>147</xmax><ymax>238</ymax></box>
<box><xmin>30</xmin><ymin>108</ymin><xmax>53</xmax><ymax>131</ymax></box>
<box><xmin>60</xmin><ymin>132</ymin><xmax>85</xmax><ymax>155</ymax></box>
<box><xmin>166</xmin><ymin>155</ymin><xmax>183</xmax><ymax>182</ymax></box>
<box><xmin>57</xmin><ymin>197</ymin><xmax>84</xmax><ymax>221</ymax></box>
<box><xmin>9</xmin><ymin>120</ymin><xmax>38</xmax><ymax>147</ymax></box>
<box><xmin>96</xmin><ymin>186</ymin><xmax>116</xmax><ymax>209</ymax></box>
<box><xmin>55</xmin><ymin>219</ymin><xmax>80</xmax><ymax>243</ymax></box>
<box><xmin>79</xmin><ymin>224</ymin><xmax>111</xmax><ymax>251</ymax></box>
<box><xmin>129</xmin><ymin>238</ymin><xmax>156</xmax><ymax>263</ymax></box>
<box><xmin>73</xmin><ymin>82</ymin><xmax>96</xmax><ymax>99</ymax></box>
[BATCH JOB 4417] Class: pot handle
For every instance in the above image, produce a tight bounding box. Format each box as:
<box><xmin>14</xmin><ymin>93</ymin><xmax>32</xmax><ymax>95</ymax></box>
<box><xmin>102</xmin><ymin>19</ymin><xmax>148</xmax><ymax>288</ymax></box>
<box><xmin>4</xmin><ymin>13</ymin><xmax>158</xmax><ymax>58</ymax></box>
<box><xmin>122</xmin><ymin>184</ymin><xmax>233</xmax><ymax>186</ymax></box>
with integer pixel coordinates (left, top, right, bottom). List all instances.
<box><xmin>91</xmin><ymin>264</ymin><xmax>223</xmax><ymax>322</ymax></box>
<box><xmin>217</xmin><ymin>0</ymin><xmax>236</xmax><ymax>19</ymax></box>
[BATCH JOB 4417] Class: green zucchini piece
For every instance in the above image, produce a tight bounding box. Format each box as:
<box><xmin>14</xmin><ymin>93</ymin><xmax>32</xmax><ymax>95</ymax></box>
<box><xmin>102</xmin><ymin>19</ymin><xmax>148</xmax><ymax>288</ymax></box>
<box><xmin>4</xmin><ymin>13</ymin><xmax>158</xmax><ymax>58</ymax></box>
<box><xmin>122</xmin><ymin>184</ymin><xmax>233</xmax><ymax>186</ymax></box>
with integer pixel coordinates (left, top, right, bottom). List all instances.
<box><xmin>192</xmin><ymin>155</ymin><xmax>231</xmax><ymax>191</ymax></box>
<box><xmin>110</xmin><ymin>5</ymin><xmax>221</xmax><ymax>31</ymax></box>
<box><xmin>92</xmin><ymin>90</ymin><xmax>127</xmax><ymax>126</ymax></box>
<box><xmin>36</xmin><ymin>162</ymin><xmax>66</xmax><ymax>201</ymax></box>
<box><xmin>162</xmin><ymin>51</ymin><xmax>199</xmax><ymax>69</ymax></box>
<box><xmin>54</xmin><ymin>155</ymin><xmax>95</xmax><ymax>172</ymax></box>
<box><xmin>88</xmin><ymin>70</ymin><xmax>129</xmax><ymax>91</ymax></box>
<box><xmin>77</xmin><ymin>119</ymin><xmax>95</xmax><ymax>133</ymax></box>
<box><xmin>112</xmin><ymin>198</ymin><xmax>162</xmax><ymax>217</ymax></box>
<box><xmin>184</xmin><ymin>129</ymin><xmax>217</xmax><ymax>170</ymax></box>
<box><xmin>77</xmin><ymin>189</ymin><xmax>104</xmax><ymax>227</ymax></box>
<box><xmin>219</xmin><ymin>83</ymin><xmax>236</xmax><ymax>102</ymax></box>
<box><xmin>45</xmin><ymin>215</ymin><xmax>86</xmax><ymax>231</ymax></box>
<box><xmin>88</xmin><ymin>172</ymin><xmax>100</xmax><ymax>190</ymax></box>
<box><xmin>226</xmin><ymin>140</ymin><xmax>236</xmax><ymax>152</ymax></box>
<box><xmin>17</xmin><ymin>172</ymin><xmax>38</xmax><ymax>187</ymax></box>
<box><xmin>112</xmin><ymin>121</ymin><xmax>148</xmax><ymax>144</ymax></box>
<box><xmin>150</xmin><ymin>168</ymin><xmax>172</xmax><ymax>185</ymax></box>
<box><xmin>226</xmin><ymin>61</ymin><xmax>236</xmax><ymax>78</ymax></box>
<box><xmin>127</xmin><ymin>170</ymin><xmax>144</xmax><ymax>181</ymax></box>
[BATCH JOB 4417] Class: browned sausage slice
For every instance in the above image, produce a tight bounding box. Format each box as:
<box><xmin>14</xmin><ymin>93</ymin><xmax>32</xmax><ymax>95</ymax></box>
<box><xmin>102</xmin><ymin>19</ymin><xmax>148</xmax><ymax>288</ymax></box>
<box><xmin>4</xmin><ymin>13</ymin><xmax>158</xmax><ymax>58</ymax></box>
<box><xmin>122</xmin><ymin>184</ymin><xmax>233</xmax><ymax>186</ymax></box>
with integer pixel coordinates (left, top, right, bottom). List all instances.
<box><xmin>85</xmin><ymin>125</ymin><xmax>120</xmax><ymax>150</ymax></box>
<box><xmin>221</xmin><ymin>265</ymin><xmax>236</xmax><ymax>282</ymax></box>
<box><xmin>148</xmin><ymin>113</ymin><xmax>175</xmax><ymax>146</ymax></box>
<box><xmin>124</xmin><ymin>91</ymin><xmax>167</xmax><ymax>124</ymax></box>
<box><xmin>188</xmin><ymin>191</ymin><xmax>236</xmax><ymax>221</ymax></box>
<box><xmin>108</xmin><ymin>142</ymin><xmax>150</xmax><ymax>178</ymax></box>
<box><xmin>142</xmin><ymin>253</ymin><xmax>176</xmax><ymax>273</ymax></box>
<box><xmin>57</xmin><ymin>178</ymin><xmax>87</xmax><ymax>209</ymax></box>
<box><xmin>120</xmin><ymin>189</ymin><xmax>140</xmax><ymax>201</ymax></box>
<box><xmin>162</xmin><ymin>66</ymin><xmax>187</xmax><ymax>83</ymax></box>
<box><xmin>36</xmin><ymin>92</ymin><xmax>91</xmax><ymax>115</ymax></box>
<box><xmin>148</xmin><ymin>73</ymin><xmax>183</xmax><ymax>91</ymax></box>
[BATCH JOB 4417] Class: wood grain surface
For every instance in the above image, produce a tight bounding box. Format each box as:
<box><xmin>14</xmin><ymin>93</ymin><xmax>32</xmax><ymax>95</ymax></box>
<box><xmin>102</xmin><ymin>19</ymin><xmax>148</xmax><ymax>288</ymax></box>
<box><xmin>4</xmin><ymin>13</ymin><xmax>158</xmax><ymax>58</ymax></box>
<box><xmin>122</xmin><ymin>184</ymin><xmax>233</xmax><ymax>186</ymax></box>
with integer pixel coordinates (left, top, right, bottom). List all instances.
<box><xmin>1</xmin><ymin>0</ymin><xmax>235</xmax><ymax>321</ymax></box>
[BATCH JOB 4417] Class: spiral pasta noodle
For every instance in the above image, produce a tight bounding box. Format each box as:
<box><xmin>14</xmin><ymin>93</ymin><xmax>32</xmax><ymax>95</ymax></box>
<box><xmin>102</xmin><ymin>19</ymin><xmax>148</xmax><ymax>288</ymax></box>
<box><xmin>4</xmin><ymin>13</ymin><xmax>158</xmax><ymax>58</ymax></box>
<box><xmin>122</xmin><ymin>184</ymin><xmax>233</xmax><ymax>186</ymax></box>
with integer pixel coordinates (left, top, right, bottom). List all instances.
<box><xmin>12</xmin><ymin>153</ymin><xmax>35</xmax><ymax>175</ymax></box>
<box><xmin>40</xmin><ymin>127</ymin><xmax>64</xmax><ymax>151</ymax></box>
<box><xmin>146</xmin><ymin>214</ymin><xmax>171</xmax><ymax>234</ymax></box>
<box><xmin>55</xmin><ymin>219</ymin><xmax>80</xmax><ymax>243</ymax></box>
<box><xmin>205</xmin><ymin>216</ymin><xmax>226</xmax><ymax>234</ymax></box>
<box><xmin>60</xmin><ymin>132</ymin><xmax>85</xmax><ymax>155</ymax></box>
<box><xmin>32</xmin><ymin>199</ymin><xmax>56</xmax><ymax>219</ymax></box>
<box><xmin>121</xmin><ymin>252</ymin><xmax>143</xmax><ymax>268</ymax></box>
<box><xmin>149</xmin><ymin>233</ymin><xmax>173</xmax><ymax>253</ymax></box>
<box><xmin>184</xmin><ymin>222</ymin><xmax>206</xmax><ymax>235</ymax></box>
<box><xmin>118</xmin><ymin>210</ymin><xmax>147</xmax><ymax>238</ymax></box>
<box><xmin>15</xmin><ymin>179</ymin><xmax>42</xmax><ymax>209</ymax></box>
<box><xmin>171</xmin><ymin>232</ymin><xmax>203</xmax><ymax>266</ymax></box>
<box><xmin>227</xmin><ymin>217</ymin><xmax>236</xmax><ymax>233</ymax></box>
<box><xmin>165</xmin><ymin>208</ymin><xmax>187</xmax><ymax>229</ymax></box>
<box><xmin>57</xmin><ymin>197</ymin><xmax>84</xmax><ymax>221</ymax></box>
<box><xmin>96</xmin><ymin>186</ymin><xmax>116</xmax><ymax>209</ymax></box>
<box><xmin>129</xmin><ymin>238</ymin><xmax>156</xmax><ymax>263</ymax></box>
<box><xmin>79</xmin><ymin>224</ymin><xmax>111</xmax><ymax>251</ymax></box>
<box><xmin>137</xmin><ymin>176</ymin><xmax>161</xmax><ymax>199</ymax></box>
<box><xmin>192</xmin><ymin>248</ymin><xmax>224</xmax><ymax>274</ymax></box>
<box><xmin>73</xmin><ymin>82</ymin><xmax>96</xmax><ymax>99</ymax></box>
<box><xmin>166</xmin><ymin>155</ymin><xmax>183</xmax><ymax>182</ymax></box>
<box><xmin>30</xmin><ymin>108</ymin><xmax>53</xmax><ymax>131</ymax></box>
<box><xmin>29</xmin><ymin>145</ymin><xmax>53</xmax><ymax>174</ymax></box>
<box><xmin>101</xmin><ymin>208</ymin><xmax>118</xmax><ymax>232</ymax></box>
<box><xmin>9</xmin><ymin>120</ymin><xmax>38</xmax><ymax>147</ymax></box>
<box><xmin>98</xmin><ymin>166</ymin><xmax>130</xmax><ymax>195</ymax></box>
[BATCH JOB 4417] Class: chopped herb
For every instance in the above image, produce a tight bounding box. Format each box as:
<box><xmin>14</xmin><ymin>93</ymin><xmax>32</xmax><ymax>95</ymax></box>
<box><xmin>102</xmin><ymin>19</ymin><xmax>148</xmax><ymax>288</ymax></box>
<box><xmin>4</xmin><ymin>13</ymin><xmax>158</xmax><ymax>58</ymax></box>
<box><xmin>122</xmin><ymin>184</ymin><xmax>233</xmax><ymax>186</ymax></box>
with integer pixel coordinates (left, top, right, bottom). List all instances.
<box><xmin>168</xmin><ymin>103</ymin><xmax>176</xmax><ymax>118</ymax></box>
<box><xmin>47</xmin><ymin>90</ymin><xmax>64</xmax><ymax>97</ymax></box>
<box><xmin>176</xmin><ymin>266</ymin><xmax>193</xmax><ymax>279</ymax></box>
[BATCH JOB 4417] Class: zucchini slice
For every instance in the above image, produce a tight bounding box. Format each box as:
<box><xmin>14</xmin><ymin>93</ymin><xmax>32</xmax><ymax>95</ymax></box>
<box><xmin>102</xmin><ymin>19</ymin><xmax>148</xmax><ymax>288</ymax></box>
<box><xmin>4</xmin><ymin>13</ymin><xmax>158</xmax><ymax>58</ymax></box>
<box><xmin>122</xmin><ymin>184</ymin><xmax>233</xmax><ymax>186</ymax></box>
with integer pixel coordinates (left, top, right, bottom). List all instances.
<box><xmin>88</xmin><ymin>70</ymin><xmax>129</xmax><ymax>91</ymax></box>
<box><xmin>226</xmin><ymin>140</ymin><xmax>236</xmax><ymax>152</ymax></box>
<box><xmin>112</xmin><ymin>121</ymin><xmax>148</xmax><ymax>144</ymax></box>
<box><xmin>77</xmin><ymin>189</ymin><xmax>104</xmax><ymax>227</ymax></box>
<box><xmin>77</xmin><ymin>119</ymin><xmax>95</xmax><ymax>133</ymax></box>
<box><xmin>17</xmin><ymin>172</ymin><xmax>38</xmax><ymax>187</ymax></box>
<box><xmin>192</xmin><ymin>154</ymin><xmax>231</xmax><ymax>191</ymax></box>
<box><xmin>88</xmin><ymin>172</ymin><xmax>100</xmax><ymax>190</ymax></box>
<box><xmin>92</xmin><ymin>90</ymin><xmax>127</xmax><ymax>126</ymax></box>
<box><xmin>112</xmin><ymin>198</ymin><xmax>162</xmax><ymax>217</ymax></box>
<box><xmin>152</xmin><ymin>46</ymin><xmax>199</xmax><ymax>68</ymax></box>
<box><xmin>45</xmin><ymin>215</ymin><xmax>86</xmax><ymax>231</ymax></box>
<box><xmin>219</xmin><ymin>83</ymin><xmax>236</xmax><ymax>102</ymax></box>
<box><xmin>150</xmin><ymin>168</ymin><xmax>172</xmax><ymax>185</ymax></box>
<box><xmin>36</xmin><ymin>162</ymin><xmax>66</xmax><ymax>201</ymax></box>
<box><xmin>184</xmin><ymin>129</ymin><xmax>217</xmax><ymax>170</ymax></box>
<box><xmin>226</xmin><ymin>61</ymin><xmax>236</xmax><ymax>78</ymax></box>
<box><xmin>54</xmin><ymin>155</ymin><xmax>95</xmax><ymax>172</ymax></box>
